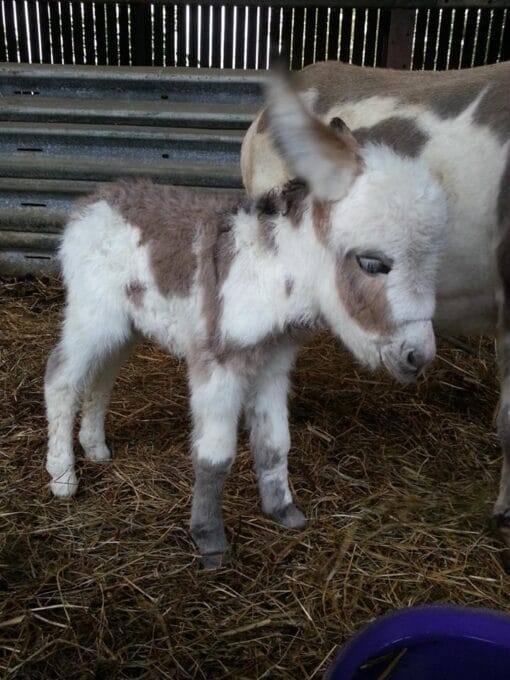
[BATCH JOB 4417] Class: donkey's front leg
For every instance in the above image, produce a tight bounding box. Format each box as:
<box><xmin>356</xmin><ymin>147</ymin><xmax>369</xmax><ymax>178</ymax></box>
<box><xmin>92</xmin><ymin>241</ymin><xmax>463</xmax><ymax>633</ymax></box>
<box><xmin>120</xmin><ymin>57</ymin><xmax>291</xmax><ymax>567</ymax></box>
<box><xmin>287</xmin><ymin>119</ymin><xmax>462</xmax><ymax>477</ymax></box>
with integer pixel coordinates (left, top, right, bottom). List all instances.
<box><xmin>246</xmin><ymin>343</ymin><xmax>306</xmax><ymax>529</ymax></box>
<box><xmin>188</xmin><ymin>362</ymin><xmax>244</xmax><ymax>568</ymax></box>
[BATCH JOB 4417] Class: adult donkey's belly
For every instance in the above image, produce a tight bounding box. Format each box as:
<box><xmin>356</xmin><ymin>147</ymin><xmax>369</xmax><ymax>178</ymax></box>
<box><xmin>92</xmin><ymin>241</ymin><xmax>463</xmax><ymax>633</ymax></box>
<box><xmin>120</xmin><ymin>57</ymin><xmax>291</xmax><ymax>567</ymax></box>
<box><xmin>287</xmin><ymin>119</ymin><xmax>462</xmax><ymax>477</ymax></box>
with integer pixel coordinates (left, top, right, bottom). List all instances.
<box><xmin>241</xmin><ymin>61</ymin><xmax>510</xmax><ymax>337</ymax></box>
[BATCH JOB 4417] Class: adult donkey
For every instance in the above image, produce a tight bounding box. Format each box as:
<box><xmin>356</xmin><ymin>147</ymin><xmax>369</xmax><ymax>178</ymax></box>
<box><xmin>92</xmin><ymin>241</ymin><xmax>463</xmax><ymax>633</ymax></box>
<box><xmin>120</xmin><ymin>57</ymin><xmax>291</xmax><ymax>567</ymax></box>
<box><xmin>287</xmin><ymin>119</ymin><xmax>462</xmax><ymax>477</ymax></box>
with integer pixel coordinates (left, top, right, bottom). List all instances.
<box><xmin>241</xmin><ymin>60</ymin><xmax>510</xmax><ymax>558</ymax></box>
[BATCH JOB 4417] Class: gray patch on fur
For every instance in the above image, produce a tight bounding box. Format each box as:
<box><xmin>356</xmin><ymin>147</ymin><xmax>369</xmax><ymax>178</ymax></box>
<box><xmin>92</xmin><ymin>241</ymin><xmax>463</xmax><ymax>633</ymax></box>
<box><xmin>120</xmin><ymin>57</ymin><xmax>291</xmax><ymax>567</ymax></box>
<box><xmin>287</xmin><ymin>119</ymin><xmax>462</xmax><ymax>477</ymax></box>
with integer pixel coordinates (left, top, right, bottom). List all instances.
<box><xmin>285</xmin><ymin>277</ymin><xmax>294</xmax><ymax>297</ymax></box>
<box><xmin>251</xmin><ymin>179</ymin><xmax>309</xmax><ymax>229</ymax></box>
<box><xmin>470</xmin><ymin>70</ymin><xmax>510</xmax><ymax>143</ymax></box>
<box><xmin>45</xmin><ymin>345</ymin><xmax>64</xmax><ymax>383</ymax></box>
<box><xmin>190</xmin><ymin>457</ymin><xmax>231</xmax><ymax>558</ymax></box>
<box><xmin>125</xmin><ymin>280</ymin><xmax>147</xmax><ymax>308</ymax></box>
<box><xmin>353</xmin><ymin>117</ymin><xmax>429</xmax><ymax>158</ymax></box>
<box><xmin>258</xmin><ymin>213</ymin><xmax>278</xmax><ymax>252</ymax></box>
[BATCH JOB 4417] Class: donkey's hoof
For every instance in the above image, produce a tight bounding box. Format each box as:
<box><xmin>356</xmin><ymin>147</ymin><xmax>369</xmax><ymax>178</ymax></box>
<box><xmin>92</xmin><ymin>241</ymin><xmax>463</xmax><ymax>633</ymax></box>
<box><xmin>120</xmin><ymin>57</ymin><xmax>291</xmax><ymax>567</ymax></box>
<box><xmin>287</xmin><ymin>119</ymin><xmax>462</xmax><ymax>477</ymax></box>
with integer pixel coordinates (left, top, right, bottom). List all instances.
<box><xmin>491</xmin><ymin>512</ymin><xmax>510</xmax><ymax>574</ymax></box>
<box><xmin>83</xmin><ymin>443</ymin><xmax>111</xmax><ymax>462</ymax></box>
<box><xmin>271</xmin><ymin>503</ymin><xmax>306</xmax><ymax>529</ymax></box>
<box><xmin>50</xmin><ymin>471</ymin><xmax>78</xmax><ymax>498</ymax></box>
<box><xmin>493</xmin><ymin>506</ymin><xmax>510</xmax><ymax>526</ymax></box>
<box><xmin>200</xmin><ymin>550</ymin><xmax>230</xmax><ymax>570</ymax></box>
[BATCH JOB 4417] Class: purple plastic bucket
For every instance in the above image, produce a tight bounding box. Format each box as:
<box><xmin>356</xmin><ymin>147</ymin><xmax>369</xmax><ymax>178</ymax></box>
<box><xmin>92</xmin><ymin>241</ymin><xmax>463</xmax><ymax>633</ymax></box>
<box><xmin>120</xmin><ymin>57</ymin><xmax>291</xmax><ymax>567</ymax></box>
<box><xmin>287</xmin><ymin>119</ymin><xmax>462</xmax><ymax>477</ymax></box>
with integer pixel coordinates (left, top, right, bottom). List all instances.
<box><xmin>327</xmin><ymin>605</ymin><xmax>510</xmax><ymax>680</ymax></box>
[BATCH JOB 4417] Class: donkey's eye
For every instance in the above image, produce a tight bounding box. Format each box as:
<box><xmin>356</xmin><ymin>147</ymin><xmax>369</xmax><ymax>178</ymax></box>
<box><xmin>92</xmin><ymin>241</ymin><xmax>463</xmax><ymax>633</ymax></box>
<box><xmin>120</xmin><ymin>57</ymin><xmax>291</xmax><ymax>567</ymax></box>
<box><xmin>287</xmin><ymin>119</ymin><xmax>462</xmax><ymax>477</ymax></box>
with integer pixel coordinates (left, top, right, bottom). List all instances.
<box><xmin>356</xmin><ymin>255</ymin><xmax>391</xmax><ymax>275</ymax></box>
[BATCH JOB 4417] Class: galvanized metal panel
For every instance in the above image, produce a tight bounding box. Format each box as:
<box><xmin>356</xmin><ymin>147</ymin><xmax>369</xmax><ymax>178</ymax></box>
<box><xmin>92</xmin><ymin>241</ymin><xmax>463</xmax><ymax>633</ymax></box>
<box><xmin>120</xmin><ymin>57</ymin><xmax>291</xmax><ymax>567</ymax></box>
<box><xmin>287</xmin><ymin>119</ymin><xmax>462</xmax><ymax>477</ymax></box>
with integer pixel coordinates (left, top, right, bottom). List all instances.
<box><xmin>0</xmin><ymin>63</ymin><xmax>256</xmax><ymax>275</ymax></box>
<box><xmin>0</xmin><ymin>63</ymin><xmax>266</xmax><ymax>103</ymax></box>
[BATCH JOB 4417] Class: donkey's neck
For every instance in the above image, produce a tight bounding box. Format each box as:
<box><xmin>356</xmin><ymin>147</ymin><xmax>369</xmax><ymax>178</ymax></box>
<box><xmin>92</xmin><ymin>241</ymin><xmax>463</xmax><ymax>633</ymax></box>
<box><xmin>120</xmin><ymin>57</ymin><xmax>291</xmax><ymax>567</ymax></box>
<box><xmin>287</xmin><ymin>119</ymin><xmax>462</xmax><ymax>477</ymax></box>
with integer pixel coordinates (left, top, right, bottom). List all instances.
<box><xmin>216</xmin><ymin>199</ymin><xmax>329</xmax><ymax>349</ymax></box>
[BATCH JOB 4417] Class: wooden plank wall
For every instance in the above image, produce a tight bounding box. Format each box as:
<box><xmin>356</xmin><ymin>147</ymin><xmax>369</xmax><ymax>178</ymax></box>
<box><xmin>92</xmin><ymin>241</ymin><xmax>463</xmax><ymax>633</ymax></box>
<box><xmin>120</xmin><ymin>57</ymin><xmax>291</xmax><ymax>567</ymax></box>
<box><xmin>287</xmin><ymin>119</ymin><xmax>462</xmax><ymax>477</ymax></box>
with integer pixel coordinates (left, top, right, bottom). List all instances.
<box><xmin>0</xmin><ymin>1</ymin><xmax>509</xmax><ymax>69</ymax></box>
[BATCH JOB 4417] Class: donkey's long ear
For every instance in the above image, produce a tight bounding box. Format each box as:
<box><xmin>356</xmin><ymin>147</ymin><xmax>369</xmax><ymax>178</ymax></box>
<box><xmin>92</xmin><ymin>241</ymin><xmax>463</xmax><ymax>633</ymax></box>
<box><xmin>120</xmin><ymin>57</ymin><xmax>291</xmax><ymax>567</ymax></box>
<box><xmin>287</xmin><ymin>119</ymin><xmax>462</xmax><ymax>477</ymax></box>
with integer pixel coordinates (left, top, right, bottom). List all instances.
<box><xmin>265</xmin><ymin>70</ymin><xmax>362</xmax><ymax>202</ymax></box>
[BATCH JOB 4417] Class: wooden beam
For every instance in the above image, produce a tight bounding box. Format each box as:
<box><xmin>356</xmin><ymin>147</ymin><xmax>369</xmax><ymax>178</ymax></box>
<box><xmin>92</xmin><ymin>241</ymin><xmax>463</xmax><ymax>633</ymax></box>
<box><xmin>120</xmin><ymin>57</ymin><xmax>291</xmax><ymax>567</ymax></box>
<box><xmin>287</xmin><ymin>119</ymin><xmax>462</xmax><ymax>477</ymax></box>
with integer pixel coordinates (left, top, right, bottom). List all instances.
<box><xmin>385</xmin><ymin>9</ymin><xmax>415</xmax><ymax>69</ymax></box>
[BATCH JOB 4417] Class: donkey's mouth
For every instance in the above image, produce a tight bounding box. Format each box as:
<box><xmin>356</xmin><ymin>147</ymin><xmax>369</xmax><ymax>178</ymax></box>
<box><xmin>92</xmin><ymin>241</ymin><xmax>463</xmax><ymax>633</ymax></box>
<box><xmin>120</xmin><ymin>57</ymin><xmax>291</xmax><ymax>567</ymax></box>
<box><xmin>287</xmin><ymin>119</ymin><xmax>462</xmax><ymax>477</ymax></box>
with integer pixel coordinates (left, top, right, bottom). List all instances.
<box><xmin>381</xmin><ymin>352</ymin><xmax>422</xmax><ymax>384</ymax></box>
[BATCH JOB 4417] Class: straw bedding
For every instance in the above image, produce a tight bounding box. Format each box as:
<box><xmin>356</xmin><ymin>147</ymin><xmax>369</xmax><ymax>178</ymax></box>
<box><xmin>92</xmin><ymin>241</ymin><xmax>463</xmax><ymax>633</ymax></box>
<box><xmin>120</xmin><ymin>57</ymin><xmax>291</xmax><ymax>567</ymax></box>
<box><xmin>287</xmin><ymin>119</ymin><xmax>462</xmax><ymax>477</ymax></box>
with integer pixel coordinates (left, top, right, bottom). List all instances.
<box><xmin>1</xmin><ymin>275</ymin><xmax>509</xmax><ymax>678</ymax></box>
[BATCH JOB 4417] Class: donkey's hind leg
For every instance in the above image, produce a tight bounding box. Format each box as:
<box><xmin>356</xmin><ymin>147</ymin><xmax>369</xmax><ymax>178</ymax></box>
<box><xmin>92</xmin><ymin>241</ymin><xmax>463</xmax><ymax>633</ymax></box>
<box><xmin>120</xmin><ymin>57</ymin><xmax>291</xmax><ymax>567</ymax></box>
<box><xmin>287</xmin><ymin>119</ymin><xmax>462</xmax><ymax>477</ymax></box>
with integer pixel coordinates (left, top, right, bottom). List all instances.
<box><xmin>45</xmin><ymin>308</ymin><xmax>131</xmax><ymax>498</ymax></box>
<box><xmin>495</xmin><ymin>333</ymin><xmax>510</xmax><ymax>523</ymax></box>
<box><xmin>78</xmin><ymin>342</ymin><xmax>134</xmax><ymax>462</ymax></box>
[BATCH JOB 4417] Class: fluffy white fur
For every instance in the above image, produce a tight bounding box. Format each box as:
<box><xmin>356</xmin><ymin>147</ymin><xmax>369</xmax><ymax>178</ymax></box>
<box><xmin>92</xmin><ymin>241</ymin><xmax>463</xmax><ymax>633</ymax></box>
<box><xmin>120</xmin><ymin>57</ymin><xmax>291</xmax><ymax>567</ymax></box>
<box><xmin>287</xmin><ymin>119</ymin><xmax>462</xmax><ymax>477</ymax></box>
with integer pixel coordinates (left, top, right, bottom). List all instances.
<box><xmin>45</xmin><ymin>74</ymin><xmax>448</xmax><ymax>562</ymax></box>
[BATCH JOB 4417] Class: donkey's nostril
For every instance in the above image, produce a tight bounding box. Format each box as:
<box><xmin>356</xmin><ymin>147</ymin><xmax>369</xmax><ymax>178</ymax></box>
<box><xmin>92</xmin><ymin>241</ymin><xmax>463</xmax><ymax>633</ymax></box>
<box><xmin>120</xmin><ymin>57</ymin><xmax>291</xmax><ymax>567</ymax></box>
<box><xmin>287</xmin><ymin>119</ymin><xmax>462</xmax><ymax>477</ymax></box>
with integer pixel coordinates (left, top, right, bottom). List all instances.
<box><xmin>406</xmin><ymin>350</ymin><xmax>421</xmax><ymax>370</ymax></box>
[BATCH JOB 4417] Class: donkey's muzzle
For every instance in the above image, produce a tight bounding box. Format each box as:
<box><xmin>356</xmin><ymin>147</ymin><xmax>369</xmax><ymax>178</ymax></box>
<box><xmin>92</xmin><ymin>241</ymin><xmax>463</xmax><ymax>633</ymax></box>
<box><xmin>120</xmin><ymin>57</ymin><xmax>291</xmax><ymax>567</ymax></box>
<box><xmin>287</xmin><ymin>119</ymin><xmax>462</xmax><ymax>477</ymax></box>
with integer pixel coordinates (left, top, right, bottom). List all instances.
<box><xmin>383</xmin><ymin>320</ymin><xmax>436</xmax><ymax>382</ymax></box>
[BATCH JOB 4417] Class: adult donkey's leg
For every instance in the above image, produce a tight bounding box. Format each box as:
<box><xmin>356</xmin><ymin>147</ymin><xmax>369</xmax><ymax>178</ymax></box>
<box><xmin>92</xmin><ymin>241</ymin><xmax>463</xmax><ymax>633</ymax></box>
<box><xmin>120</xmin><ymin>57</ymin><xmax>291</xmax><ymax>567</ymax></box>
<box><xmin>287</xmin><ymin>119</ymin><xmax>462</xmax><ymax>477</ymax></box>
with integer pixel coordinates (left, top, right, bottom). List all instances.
<box><xmin>494</xmin><ymin>334</ymin><xmax>510</xmax><ymax>570</ymax></box>
<box><xmin>494</xmin><ymin>167</ymin><xmax>510</xmax><ymax>568</ymax></box>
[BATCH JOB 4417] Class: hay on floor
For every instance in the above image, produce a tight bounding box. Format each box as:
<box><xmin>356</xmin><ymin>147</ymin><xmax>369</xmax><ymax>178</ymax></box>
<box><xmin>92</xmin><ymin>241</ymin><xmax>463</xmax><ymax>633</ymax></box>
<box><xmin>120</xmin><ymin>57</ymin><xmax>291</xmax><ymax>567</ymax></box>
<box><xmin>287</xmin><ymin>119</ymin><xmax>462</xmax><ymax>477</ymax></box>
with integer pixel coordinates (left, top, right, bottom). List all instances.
<box><xmin>1</xmin><ymin>276</ymin><xmax>509</xmax><ymax>678</ymax></box>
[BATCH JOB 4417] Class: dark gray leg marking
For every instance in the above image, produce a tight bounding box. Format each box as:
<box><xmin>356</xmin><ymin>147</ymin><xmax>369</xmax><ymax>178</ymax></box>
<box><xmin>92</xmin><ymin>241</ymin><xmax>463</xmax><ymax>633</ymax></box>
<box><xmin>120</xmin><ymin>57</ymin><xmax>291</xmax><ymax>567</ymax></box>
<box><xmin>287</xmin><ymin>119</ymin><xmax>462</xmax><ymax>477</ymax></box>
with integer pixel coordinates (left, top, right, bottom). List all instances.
<box><xmin>246</xmin><ymin>344</ymin><xmax>305</xmax><ymax>530</ymax></box>
<box><xmin>254</xmin><ymin>440</ymin><xmax>306</xmax><ymax>529</ymax></box>
<box><xmin>190</xmin><ymin>457</ymin><xmax>231</xmax><ymax>568</ymax></box>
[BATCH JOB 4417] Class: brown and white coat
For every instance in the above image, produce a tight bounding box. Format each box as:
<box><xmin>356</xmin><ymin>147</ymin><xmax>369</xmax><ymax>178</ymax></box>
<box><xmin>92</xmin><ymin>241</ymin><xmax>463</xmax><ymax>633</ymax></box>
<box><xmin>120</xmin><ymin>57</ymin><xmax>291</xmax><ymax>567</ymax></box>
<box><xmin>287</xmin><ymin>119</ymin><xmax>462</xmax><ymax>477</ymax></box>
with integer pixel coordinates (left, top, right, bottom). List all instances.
<box><xmin>242</xmin><ymin>60</ymin><xmax>510</xmax><ymax>543</ymax></box>
<box><xmin>45</xmin><ymin>72</ymin><xmax>447</xmax><ymax>566</ymax></box>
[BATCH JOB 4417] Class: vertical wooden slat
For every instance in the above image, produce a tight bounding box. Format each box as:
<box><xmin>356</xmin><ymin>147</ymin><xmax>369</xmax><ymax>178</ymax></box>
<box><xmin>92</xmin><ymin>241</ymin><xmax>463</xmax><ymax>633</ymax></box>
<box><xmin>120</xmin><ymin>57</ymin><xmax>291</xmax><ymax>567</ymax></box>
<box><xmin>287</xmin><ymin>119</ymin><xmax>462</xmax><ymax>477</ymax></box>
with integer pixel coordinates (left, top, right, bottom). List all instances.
<box><xmin>223</xmin><ymin>4</ymin><xmax>234</xmax><ymax>68</ymax></box>
<box><xmin>83</xmin><ymin>1</ymin><xmax>95</xmax><ymax>64</ymax></box>
<box><xmin>485</xmin><ymin>9</ymin><xmax>502</xmax><ymax>65</ymax></box>
<box><xmin>303</xmin><ymin>7</ymin><xmax>316</xmax><ymax>66</ymax></box>
<box><xmin>4</xmin><ymin>0</ymin><xmax>18</xmax><ymax>61</ymax></box>
<box><xmin>164</xmin><ymin>4</ymin><xmax>175</xmax><ymax>67</ymax></box>
<box><xmin>386</xmin><ymin>9</ymin><xmax>415</xmax><ymax>69</ymax></box>
<box><xmin>246</xmin><ymin>6</ymin><xmax>257</xmax><ymax>69</ymax></box>
<box><xmin>60</xmin><ymin>2</ymin><xmax>73</xmax><ymax>64</ymax></box>
<box><xmin>70</xmin><ymin>2</ymin><xmax>84</xmax><ymax>65</ymax></box>
<box><xmin>339</xmin><ymin>8</ymin><xmax>353</xmax><ymax>63</ymax></box>
<box><xmin>364</xmin><ymin>8</ymin><xmax>378</xmax><ymax>66</ymax></box>
<box><xmin>424</xmin><ymin>9</ymin><xmax>439</xmax><ymax>69</ymax></box>
<box><xmin>327</xmin><ymin>7</ymin><xmax>340</xmax><ymax>61</ymax></box>
<box><xmin>38</xmin><ymin>1</ymin><xmax>52</xmax><ymax>63</ymax></box>
<box><xmin>27</xmin><ymin>1</ymin><xmax>42</xmax><ymax>63</ymax></box>
<box><xmin>352</xmin><ymin>8</ymin><xmax>365</xmax><ymax>65</ymax></box>
<box><xmin>376</xmin><ymin>8</ymin><xmax>391</xmax><ymax>66</ymax></box>
<box><xmin>176</xmin><ymin>4</ymin><xmax>186</xmax><ymax>66</ymax></box>
<box><xmin>188</xmin><ymin>4</ymin><xmax>199</xmax><ymax>67</ymax></box>
<box><xmin>15</xmin><ymin>0</ymin><xmax>30</xmax><ymax>62</ymax></box>
<box><xmin>435</xmin><ymin>8</ymin><xmax>452</xmax><ymax>70</ymax></box>
<box><xmin>280</xmin><ymin>7</ymin><xmax>292</xmax><ymax>68</ymax></box>
<box><xmin>473</xmin><ymin>9</ymin><xmax>491</xmax><ymax>66</ymax></box>
<box><xmin>447</xmin><ymin>8</ymin><xmax>465</xmax><ymax>69</ymax></box>
<box><xmin>118</xmin><ymin>2</ymin><xmax>129</xmax><ymax>65</ymax></box>
<box><xmin>500</xmin><ymin>9</ymin><xmax>510</xmax><ymax>61</ymax></box>
<box><xmin>268</xmin><ymin>6</ymin><xmax>280</xmax><ymax>66</ymax></box>
<box><xmin>461</xmin><ymin>8</ymin><xmax>478</xmax><ymax>68</ymax></box>
<box><xmin>131</xmin><ymin>3</ymin><xmax>151</xmax><ymax>66</ymax></box>
<box><xmin>291</xmin><ymin>6</ymin><xmax>305</xmax><ymax>69</ymax></box>
<box><xmin>200</xmin><ymin>6</ymin><xmax>211</xmax><ymax>67</ymax></box>
<box><xmin>315</xmin><ymin>7</ymin><xmax>328</xmax><ymax>63</ymax></box>
<box><xmin>0</xmin><ymin>0</ymin><xmax>7</xmax><ymax>62</ymax></box>
<box><xmin>234</xmin><ymin>6</ymin><xmax>245</xmax><ymax>69</ymax></box>
<box><xmin>152</xmin><ymin>3</ymin><xmax>163</xmax><ymax>66</ymax></box>
<box><xmin>95</xmin><ymin>2</ymin><xmax>107</xmax><ymax>65</ymax></box>
<box><xmin>258</xmin><ymin>7</ymin><xmax>269</xmax><ymax>69</ymax></box>
<box><xmin>49</xmin><ymin>0</ymin><xmax>63</xmax><ymax>64</ymax></box>
<box><xmin>211</xmin><ymin>5</ymin><xmax>221</xmax><ymax>67</ymax></box>
<box><xmin>105</xmin><ymin>2</ymin><xmax>118</xmax><ymax>65</ymax></box>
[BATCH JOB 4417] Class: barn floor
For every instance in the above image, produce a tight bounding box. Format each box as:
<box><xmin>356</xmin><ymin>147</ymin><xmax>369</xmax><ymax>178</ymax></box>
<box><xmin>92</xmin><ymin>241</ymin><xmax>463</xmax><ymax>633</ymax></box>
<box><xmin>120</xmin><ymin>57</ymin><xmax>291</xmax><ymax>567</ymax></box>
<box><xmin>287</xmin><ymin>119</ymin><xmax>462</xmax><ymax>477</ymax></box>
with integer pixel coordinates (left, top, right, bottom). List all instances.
<box><xmin>1</xmin><ymin>276</ymin><xmax>510</xmax><ymax>678</ymax></box>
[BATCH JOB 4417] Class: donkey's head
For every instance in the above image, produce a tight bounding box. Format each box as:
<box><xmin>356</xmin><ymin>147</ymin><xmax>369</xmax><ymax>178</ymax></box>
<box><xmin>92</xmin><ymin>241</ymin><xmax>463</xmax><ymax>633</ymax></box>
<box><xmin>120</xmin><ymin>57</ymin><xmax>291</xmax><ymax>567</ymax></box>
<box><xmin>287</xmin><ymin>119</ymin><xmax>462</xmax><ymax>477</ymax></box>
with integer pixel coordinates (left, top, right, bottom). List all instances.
<box><xmin>266</xmin><ymin>72</ymin><xmax>447</xmax><ymax>382</ymax></box>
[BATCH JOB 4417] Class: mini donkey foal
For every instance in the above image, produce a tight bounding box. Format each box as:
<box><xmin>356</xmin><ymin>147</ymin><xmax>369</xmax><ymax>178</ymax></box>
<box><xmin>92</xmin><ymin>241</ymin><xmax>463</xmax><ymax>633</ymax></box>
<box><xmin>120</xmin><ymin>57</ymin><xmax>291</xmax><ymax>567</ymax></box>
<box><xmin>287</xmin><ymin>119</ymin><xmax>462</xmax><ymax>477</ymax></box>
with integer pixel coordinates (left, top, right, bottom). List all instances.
<box><xmin>45</xmin><ymin>74</ymin><xmax>447</xmax><ymax>565</ymax></box>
